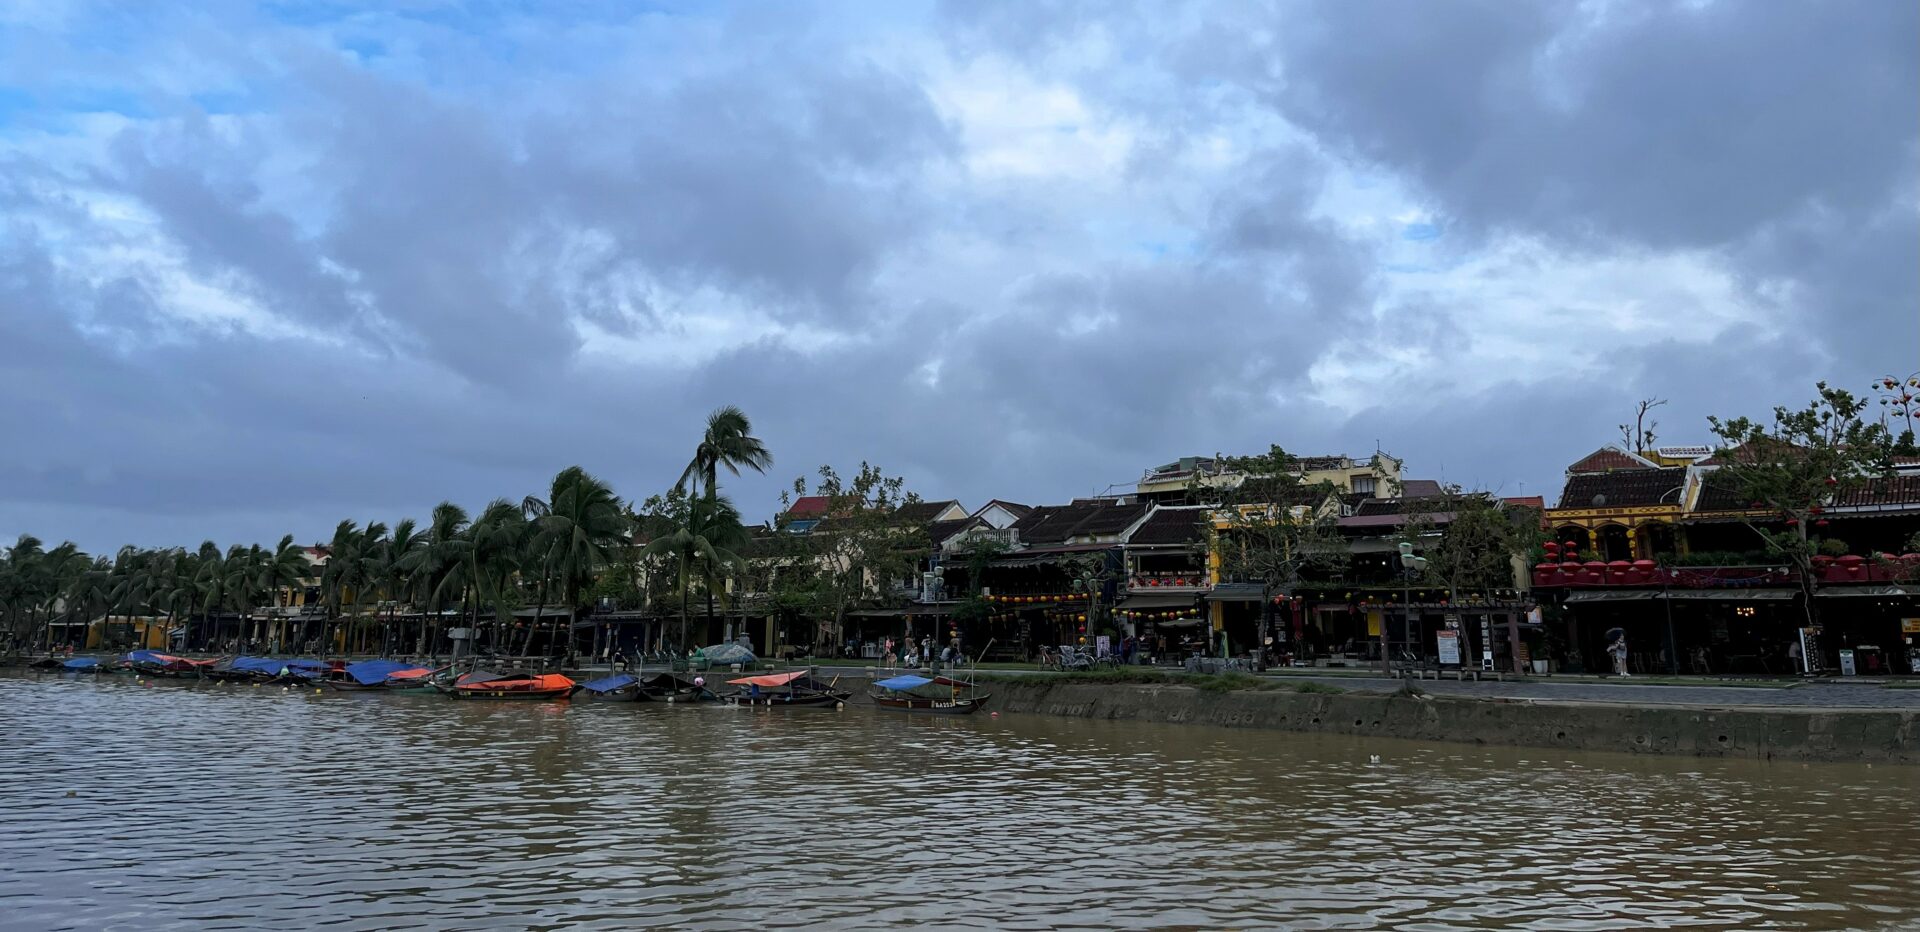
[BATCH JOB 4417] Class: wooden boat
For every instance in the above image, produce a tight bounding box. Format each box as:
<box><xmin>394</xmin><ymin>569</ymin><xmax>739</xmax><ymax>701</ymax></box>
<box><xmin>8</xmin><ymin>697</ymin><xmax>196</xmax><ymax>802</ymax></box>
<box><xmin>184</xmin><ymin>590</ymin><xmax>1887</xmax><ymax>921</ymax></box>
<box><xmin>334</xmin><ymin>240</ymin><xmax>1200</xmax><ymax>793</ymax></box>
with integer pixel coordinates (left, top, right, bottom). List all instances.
<box><xmin>724</xmin><ymin>670</ymin><xmax>851</xmax><ymax>708</ymax></box>
<box><xmin>383</xmin><ymin>666</ymin><xmax>450</xmax><ymax>694</ymax></box>
<box><xmin>577</xmin><ymin>672</ymin><xmax>644</xmax><ymax>702</ymax></box>
<box><xmin>868</xmin><ymin>673</ymin><xmax>991</xmax><ymax>714</ymax></box>
<box><xmin>325</xmin><ymin>659</ymin><xmax>424</xmax><ymax>691</ymax></box>
<box><xmin>124</xmin><ymin>651</ymin><xmax>217</xmax><ymax>678</ymax></box>
<box><xmin>440</xmin><ymin>671</ymin><xmax>578</xmax><ymax>700</ymax></box>
<box><xmin>637</xmin><ymin>672</ymin><xmax>719</xmax><ymax>703</ymax></box>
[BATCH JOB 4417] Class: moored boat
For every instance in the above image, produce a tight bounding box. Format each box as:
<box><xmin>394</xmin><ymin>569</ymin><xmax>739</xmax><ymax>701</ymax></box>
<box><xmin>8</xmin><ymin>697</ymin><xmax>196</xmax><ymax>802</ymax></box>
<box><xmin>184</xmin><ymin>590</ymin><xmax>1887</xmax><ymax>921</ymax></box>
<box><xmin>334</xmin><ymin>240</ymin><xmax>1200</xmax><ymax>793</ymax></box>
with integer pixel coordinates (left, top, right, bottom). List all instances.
<box><xmin>326</xmin><ymin>659</ymin><xmax>423</xmax><ymax>691</ymax></box>
<box><xmin>577</xmin><ymin>672</ymin><xmax>644</xmax><ymax>702</ymax></box>
<box><xmin>124</xmin><ymin>650</ymin><xmax>217</xmax><ymax>678</ymax></box>
<box><xmin>868</xmin><ymin>673</ymin><xmax>991</xmax><ymax>714</ymax></box>
<box><xmin>637</xmin><ymin>672</ymin><xmax>719</xmax><ymax>703</ymax></box>
<box><xmin>724</xmin><ymin>670</ymin><xmax>850</xmax><ymax>708</ymax></box>
<box><xmin>382</xmin><ymin>665</ymin><xmax>448</xmax><ymax>694</ymax></box>
<box><xmin>440</xmin><ymin>671</ymin><xmax>577</xmax><ymax>700</ymax></box>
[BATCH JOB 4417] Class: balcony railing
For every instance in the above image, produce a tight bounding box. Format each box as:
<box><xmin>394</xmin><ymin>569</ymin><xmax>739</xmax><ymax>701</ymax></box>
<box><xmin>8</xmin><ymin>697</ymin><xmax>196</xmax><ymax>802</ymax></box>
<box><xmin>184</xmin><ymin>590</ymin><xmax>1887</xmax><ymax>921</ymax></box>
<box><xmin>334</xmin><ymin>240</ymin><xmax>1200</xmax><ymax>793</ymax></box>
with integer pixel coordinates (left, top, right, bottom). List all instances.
<box><xmin>1533</xmin><ymin>555</ymin><xmax>1920</xmax><ymax>589</ymax></box>
<box><xmin>1127</xmin><ymin>572</ymin><xmax>1211</xmax><ymax>591</ymax></box>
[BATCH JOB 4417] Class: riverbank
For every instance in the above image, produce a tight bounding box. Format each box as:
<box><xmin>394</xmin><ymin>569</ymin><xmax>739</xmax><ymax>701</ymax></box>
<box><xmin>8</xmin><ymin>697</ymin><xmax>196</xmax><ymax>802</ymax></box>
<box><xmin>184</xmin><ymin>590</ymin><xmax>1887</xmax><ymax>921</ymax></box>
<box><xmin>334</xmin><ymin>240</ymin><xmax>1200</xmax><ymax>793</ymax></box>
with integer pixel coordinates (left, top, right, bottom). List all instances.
<box><xmin>986</xmin><ymin>676</ymin><xmax>1920</xmax><ymax>764</ymax></box>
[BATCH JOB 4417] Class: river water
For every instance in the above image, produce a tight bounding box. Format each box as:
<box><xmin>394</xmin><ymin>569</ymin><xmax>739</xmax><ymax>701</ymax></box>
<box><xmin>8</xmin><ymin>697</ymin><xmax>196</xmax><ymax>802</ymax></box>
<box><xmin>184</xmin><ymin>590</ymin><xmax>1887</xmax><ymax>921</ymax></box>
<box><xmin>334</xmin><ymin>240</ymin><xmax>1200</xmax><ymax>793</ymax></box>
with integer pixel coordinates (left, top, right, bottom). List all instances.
<box><xmin>2</xmin><ymin>672</ymin><xmax>1917</xmax><ymax>931</ymax></box>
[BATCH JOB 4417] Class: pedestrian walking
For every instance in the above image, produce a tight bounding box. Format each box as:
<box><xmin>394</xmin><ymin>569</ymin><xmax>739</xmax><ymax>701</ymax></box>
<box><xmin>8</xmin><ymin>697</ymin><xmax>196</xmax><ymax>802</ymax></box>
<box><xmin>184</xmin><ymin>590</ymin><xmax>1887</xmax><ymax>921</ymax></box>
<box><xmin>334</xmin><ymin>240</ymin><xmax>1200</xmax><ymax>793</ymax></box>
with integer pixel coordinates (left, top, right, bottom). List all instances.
<box><xmin>1607</xmin><ymin>628</ymin><xmax>1630</xmax><ymax>677</ymax></box>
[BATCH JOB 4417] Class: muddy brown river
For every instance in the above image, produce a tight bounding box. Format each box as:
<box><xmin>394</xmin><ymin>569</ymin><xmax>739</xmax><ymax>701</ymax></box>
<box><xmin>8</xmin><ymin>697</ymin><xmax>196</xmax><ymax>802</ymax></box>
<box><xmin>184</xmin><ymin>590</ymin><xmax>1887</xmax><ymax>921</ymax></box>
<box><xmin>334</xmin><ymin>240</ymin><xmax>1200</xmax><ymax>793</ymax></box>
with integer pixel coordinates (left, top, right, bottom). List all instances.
<box><xmin>2</xmin><ymin>672</ymin><xmax>1916</xmax><ymax>930</ymax></box>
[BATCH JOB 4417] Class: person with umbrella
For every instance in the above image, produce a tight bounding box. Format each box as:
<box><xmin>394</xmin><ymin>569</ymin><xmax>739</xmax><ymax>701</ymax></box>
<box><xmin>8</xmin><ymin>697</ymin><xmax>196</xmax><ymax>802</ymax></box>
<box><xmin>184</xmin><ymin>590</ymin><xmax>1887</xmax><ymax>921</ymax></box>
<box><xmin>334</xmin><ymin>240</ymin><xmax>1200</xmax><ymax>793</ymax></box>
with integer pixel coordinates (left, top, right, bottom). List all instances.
<box><xmin>1606</xmin><ymin>627</ymin><xmax>1630</xmax><ymax>677</ymax></box>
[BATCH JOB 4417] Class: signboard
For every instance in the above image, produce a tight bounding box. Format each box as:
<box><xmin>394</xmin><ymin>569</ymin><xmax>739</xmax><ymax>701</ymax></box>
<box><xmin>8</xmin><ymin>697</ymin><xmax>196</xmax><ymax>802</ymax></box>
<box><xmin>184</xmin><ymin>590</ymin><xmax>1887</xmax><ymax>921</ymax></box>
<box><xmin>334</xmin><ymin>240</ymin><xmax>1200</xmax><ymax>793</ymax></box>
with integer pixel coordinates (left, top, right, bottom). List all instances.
<box><xmin>1096</xmin><ymin>635</ymin><xmax>1111</xmax><ymax>659</ymax></box>
<box><xmin>1478</xmin><ymin>616</ymin><xmax>1494</xmax><ymax>670</ymax></box>
<box><xmin>1902</xmin><ymin>618</ymin><xmax>1920</xmax><ymax>634</ymax></box>
<box><xmin>1436</xmin><ymin>629</ymin><xmax>1461</xmax><ymax>666</ymax></box>
<box><xmin>1838</xmin><ymin>649</ymin><xmax>1856</xmax><ymax>677</ymax></box>
<box><xmin>1798</xmin><ymin>627</ymin><xmax>1823</xmax><ymax>675</ymax></box>
<box><xmin>1526</xmin><ymin>607</ymin><xmax>1543</xmax><ymax>626</ymax></box>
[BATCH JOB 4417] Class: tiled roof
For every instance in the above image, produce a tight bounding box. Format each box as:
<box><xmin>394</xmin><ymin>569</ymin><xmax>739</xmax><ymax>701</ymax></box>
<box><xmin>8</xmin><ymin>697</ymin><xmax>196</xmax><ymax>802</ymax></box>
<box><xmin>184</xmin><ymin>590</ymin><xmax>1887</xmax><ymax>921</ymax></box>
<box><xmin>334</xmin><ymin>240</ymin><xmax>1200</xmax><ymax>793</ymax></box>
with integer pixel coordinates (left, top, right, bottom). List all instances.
<box><xmin>893</xmin><ymin>499</ymin><xmax>962</xmax><ymax>524</ymax></box>
<box><xmin>926</xmin><ymin>518</ymin><xmax>981</xmax><ymax>547</ymax></box>
<box><xmin>786</xmin><ymin>495</ymin><xmax>829</xmax><ymax>517</ymax></box>
<box><xmin>1693</xmin><ymin>474</ymin><xmax>1751</xmax><ymax>512</ymax></box>
<box><xmin>1556</xmin><ymin>467</ymin><xmax>1686</xmax><ymax>509</ymax></box>
<box><xmin>1502</xmin><ymin>496</ymin><xmax>1545</xmax><ymax>510</ymax></box>
<box><xmin>1012</xmin><ymin>500</ymin><xmax>1151</xmax><ymax>545</ymax></box>
<box><xmin>1399</xmin><ymin>479</ymin><xmax>1444</xmax><ymax>498</ymax></box>
<box><xmin>1127</xmin><ymin>508</ymin><xmax>1208</xmax><ymax>546</ymax></box>
<box><xmin>1567</xmin><ymin>447</ymin><xmax>1655</xmax><ymax>473</ymax></box>
<box><xmin>1832</xmin><ymin>476</ymin><xmax>1920</xmax><ymax>509</ymax></box>
<box><xmin>975</xmin><ymin>499</ymin><xmax>1033</xmax><ymax>519</ymax></box>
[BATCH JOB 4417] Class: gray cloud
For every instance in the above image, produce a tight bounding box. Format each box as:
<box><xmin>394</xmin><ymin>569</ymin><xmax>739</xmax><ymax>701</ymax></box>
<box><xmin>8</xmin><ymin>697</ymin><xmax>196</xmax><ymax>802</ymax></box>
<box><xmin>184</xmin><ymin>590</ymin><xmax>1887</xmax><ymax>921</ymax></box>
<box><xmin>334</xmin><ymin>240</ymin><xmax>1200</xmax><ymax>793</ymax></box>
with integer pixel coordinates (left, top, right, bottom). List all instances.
<box><xmin>1</xmin><ymin>1</ymin><xmax>1913</xmax><ymax>552</ymax></box>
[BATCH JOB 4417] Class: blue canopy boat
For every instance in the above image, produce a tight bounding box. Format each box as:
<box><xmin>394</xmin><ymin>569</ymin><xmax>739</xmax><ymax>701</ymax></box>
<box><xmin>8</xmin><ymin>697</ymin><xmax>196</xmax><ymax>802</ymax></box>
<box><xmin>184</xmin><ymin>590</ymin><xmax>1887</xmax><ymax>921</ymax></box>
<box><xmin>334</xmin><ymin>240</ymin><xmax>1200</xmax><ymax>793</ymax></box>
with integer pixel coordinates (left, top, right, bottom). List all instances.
<box><xmin>869</xmin><ymin>673</ymin><xmax>992</xmax><ymax>714</ymax></box>
<box><xmin>326</xmin><ymin>659</ymin><xmax>420</xmax><ymax>690</ymax></box>
<box><xmin>61</xmin><ymin>657</ymin><xmax>103</xmax><ymax>673</ymax></box>
<box><xmin>578</xmin><ymin>673</ymin><xmax>643</xmax><ymax>702</ymax></box>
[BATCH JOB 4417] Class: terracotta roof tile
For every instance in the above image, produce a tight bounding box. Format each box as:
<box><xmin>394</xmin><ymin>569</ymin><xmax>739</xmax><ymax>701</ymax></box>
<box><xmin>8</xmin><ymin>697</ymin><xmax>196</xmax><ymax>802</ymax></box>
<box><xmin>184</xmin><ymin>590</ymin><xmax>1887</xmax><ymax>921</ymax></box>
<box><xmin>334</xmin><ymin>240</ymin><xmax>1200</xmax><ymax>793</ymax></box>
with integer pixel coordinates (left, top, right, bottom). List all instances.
<box><xmin>1556</xmin><ymin>468</ymin><xmax>1686</xmax><ymax>509</ymax></box>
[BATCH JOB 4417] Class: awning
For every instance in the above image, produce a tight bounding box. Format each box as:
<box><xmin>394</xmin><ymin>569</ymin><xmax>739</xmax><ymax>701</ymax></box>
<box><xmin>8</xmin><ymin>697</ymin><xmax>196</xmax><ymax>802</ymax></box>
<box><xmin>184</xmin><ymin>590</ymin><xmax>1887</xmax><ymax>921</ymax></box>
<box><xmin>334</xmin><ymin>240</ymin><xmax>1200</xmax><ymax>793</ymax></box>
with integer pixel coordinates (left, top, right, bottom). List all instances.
<box><xmin>1121</xmin><ymin>592</ymin><xmax>1204</xmax><ymax>610</ymax></box>
<box><xmin>1816</xmin><ymin>585</ymin><xmax>1913</xmax><ymax>598</ymax></box>
<box><xmin>849</xmin><ymin>604</ymin><xmax>958</xmax><ymax>617</ymax></box>
<box><xmin>1663</xmin><ymin>589</ymin><xmax>1796</xmax><ymax>601</ymax></box>
<box><xmin>1205</xmin><ymin>583</ymin><xmax>1267</xmax><ymax>602</ymax></box>
<box><xmin>1148</xmin><ymin>618</ymin><xmax>1208</xmax><ymax>629</ymax></box>
<box><xmin>1563</xmin><ymin>590</ymin><xmax>1663</xmax><ymax>603</ymax></box>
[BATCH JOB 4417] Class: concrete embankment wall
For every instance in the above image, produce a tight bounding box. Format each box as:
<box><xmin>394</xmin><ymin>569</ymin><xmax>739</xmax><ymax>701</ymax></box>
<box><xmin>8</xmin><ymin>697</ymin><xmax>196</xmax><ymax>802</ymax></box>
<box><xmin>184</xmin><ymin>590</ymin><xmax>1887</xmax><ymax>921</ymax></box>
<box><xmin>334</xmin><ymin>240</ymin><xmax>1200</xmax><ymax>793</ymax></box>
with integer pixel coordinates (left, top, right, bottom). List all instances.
<box><xmin>989</xmin><ymin>681</ymin><xmax>1920</xmax><ymax>764</ymax></box>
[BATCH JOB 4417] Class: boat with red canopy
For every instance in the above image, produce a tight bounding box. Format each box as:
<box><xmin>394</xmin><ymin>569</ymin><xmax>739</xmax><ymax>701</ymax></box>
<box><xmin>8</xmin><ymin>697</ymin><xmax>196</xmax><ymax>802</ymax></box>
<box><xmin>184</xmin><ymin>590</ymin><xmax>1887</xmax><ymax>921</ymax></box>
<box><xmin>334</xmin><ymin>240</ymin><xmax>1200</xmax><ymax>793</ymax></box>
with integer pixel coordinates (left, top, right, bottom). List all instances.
<box><xmin>440</xmin><ymin>671</ymin><xmax>577</xmax><ymax>700</ymax></box>
<box><xmin>723</xmin><ymin>670</ymin><xmax>850</xmax><ymax>708</ymax></box>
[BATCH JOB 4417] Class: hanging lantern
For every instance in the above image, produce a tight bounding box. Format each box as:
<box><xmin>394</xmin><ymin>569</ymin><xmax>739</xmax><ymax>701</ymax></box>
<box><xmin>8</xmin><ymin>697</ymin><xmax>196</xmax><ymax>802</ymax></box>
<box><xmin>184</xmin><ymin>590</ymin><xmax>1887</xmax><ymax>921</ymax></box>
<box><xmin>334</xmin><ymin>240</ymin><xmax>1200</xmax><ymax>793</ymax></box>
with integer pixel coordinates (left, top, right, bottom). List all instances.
<box><xmin>1815</xmin><ymin>519</ymin><xmax>1830</xmax><ymax>527</ymax></box>
<box><xmin>1785</xmin><ymin>518</ymin><xmax>1800</xmax><ymax>527</ymax></box>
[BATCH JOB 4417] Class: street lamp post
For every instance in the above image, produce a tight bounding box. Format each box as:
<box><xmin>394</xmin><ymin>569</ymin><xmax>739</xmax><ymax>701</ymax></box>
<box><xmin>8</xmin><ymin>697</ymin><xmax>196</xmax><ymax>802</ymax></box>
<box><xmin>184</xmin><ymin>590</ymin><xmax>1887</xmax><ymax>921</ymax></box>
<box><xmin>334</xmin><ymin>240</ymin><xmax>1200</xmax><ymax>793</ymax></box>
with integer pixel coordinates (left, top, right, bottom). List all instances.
<box><xmin>1395</xmin><ymin>541</ymin><xmax>1428</xmax><ymax>678</ymax></box>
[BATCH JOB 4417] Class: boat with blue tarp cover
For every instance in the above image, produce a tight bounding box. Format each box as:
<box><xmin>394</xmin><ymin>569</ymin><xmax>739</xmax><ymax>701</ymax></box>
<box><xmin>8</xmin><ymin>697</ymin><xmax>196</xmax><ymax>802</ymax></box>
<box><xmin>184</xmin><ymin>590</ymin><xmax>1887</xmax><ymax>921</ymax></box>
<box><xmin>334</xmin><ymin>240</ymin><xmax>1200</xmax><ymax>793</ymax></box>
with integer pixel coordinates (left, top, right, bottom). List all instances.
<box><xmin>327</xmin><ymin>659</ymin><xmax>421</xmax><ymax>690</ymax></box>
<box><xmin>61</xmin><ymin>657</ymin><xmax>103</xmax><ymax>672</ymax></box>
<box><xmin>578</xmin><ymin>673</ymin><xmax>642</xmax><ymax>701</ymax></box>
<box><xmin>869</xmin><ymin>673</ymin><xmax>991</xmax><ymax>714</ymax></box>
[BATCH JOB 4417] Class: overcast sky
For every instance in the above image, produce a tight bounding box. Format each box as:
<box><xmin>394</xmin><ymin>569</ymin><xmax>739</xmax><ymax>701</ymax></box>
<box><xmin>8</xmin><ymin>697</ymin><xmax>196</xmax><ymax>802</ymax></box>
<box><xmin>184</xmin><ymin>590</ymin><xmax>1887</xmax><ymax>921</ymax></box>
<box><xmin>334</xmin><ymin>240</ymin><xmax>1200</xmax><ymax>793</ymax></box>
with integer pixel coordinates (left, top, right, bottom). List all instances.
<box><xmin>3</xmin><ymin>0</ymin><xmax>1915</xmax><ymax>553</ymax></box>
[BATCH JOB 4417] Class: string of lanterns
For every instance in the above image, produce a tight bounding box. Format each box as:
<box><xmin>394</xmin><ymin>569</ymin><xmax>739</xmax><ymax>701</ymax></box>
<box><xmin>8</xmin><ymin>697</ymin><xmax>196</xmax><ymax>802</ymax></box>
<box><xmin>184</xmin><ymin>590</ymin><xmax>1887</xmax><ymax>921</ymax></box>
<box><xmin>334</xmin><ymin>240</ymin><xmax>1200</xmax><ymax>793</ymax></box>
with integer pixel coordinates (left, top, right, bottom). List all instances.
<box><xmin>986</xmin><ymin>593</ymin><xmax>1091</xmax><ymax>604</ymax></box>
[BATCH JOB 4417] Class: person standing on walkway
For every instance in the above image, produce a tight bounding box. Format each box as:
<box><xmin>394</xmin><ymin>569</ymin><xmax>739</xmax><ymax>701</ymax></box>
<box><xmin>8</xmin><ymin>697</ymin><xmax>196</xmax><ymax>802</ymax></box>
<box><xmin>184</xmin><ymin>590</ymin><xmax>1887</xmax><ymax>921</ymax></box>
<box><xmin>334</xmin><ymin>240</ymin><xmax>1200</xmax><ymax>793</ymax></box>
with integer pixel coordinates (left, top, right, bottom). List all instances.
<box><xmin>1609</xmin><ymin>631</ymin><xmax>1631</xmax><ymax>677</ymax></box>
<box><xmin>1787</xmin><ymin>637</ymin><xmax>1804</xmax><ymax>675</ymax></box>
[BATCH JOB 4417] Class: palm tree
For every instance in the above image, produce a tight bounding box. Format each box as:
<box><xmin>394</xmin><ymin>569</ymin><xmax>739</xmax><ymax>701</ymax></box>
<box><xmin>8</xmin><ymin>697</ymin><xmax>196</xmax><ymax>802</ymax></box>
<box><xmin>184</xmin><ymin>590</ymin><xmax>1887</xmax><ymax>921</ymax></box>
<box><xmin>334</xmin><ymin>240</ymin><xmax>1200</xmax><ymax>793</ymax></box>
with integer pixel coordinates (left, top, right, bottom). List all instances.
<box><xmin>62</xmin><ymin>556</ymin><xmax>112</xmax><ymax>650</ymax></box>
<box><xmin>400</xmin><ymin>503</ymin><xmax>470</xmax><ymax>658</ymax></box>
<box><xmin>3</xmin><ymin>535</ymin><xmax>45</xmax><ymax>650</ymax></box>
<box><xmin>641</xmin><ymin>491</ymin><xmax>747</xmax><ymax>651</ymax></box>
<box><xmin>524</xmin><ymin>467</ymin><xmax>628</xmax><ymax>658</ymax></box>
<box><xmin>373</xmin><ymin>520</ymin><xmax>423</xmax><ymax>657</ymax></box>
<box><xmin>678</xmin><ymin>406</ymin><xmax>773</xmax><ymax>502</ymax></box>
<box><xmin>467</xmin><ymin>499</ymin><xmax>527</xmax><ymax>655</ymax></box>
<box><xmin>319</xmin><ymin>521</ymin><xmax>387</xmax><ymax>654</ymax></box>
<box><xmin>255</xmin><ymin>535</ymin><xmax>312</xmax><ymax>652</ymax></box>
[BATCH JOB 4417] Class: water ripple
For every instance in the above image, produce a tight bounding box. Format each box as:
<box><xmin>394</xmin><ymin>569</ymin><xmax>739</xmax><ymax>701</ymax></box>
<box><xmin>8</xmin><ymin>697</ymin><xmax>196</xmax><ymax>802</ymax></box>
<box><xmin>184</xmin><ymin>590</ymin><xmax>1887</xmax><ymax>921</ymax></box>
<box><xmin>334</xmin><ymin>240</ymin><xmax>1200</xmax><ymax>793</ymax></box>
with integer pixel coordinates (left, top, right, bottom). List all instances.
<box><xmin>2</xmin><ymin>672</ymin><xmax>1918</xmax><ymax>930</ymax></box>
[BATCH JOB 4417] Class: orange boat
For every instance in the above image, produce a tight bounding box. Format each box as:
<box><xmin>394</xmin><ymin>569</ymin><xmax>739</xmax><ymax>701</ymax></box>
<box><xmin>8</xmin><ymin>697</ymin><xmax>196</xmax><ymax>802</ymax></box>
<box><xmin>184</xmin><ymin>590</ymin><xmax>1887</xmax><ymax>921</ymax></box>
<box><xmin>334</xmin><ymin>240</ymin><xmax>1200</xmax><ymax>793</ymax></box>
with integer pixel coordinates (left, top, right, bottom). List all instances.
<box><xmin>439</xmin><ymin>671</ymin><xmax>577</xmax><ymax>700</ymax></box>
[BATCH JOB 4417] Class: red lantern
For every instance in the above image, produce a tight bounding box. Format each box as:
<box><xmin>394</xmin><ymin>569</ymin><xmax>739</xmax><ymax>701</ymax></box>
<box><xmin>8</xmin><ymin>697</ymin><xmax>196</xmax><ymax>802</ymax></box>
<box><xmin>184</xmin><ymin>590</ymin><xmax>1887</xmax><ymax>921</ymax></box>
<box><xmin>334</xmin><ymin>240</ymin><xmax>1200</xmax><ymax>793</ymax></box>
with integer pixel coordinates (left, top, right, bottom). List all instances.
<box><xmin>1785</xmin><ymin>518</ymin><xmax>1800</xmax><ymax>527</ymax></box>
<box><xmin>1824</xmin><ymin>476</ymin><xmax>1838</xmax><ymax>487</ymax></box>
<box><xmin>1815</xmin><ymin>519</ymin><xmax>1830</xmax><ymax>527</ymax></box>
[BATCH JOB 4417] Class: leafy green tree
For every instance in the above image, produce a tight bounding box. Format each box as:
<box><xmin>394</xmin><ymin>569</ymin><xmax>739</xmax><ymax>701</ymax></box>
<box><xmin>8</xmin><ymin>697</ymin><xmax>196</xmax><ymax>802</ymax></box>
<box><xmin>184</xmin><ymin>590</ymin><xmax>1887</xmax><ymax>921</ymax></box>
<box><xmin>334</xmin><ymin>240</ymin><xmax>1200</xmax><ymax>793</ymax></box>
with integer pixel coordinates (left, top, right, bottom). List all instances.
<box><xmin>1209</xmin><ymin>446</ymin><xmax>1349</xmax><ymax>667</ymax></box>
<box><xmin>786</xmin><ymin>463</ymin><xmax>925</xmax><ymax>654</ymax></box>
<box><xmin>1709</xmin><ymin>381</ymin><xmax>1896</xmax><ymax>627</ymax></box>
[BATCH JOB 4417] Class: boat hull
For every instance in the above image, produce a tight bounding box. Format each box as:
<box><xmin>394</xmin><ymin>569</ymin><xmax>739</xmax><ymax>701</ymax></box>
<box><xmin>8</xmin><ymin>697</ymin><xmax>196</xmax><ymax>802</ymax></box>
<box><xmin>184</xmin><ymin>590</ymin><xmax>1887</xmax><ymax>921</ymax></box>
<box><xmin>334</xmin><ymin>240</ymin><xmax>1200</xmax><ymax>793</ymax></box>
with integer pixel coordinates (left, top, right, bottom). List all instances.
<box><xmin>869</xmin><ymin>693</ymin><xmax>992</xmax><ymax>714</ymax></box>
<box><xmin>727</xmin><ymin>691</ymin><xmax>850</xmax><ymax>708</ymax></box>
<box><xmin>441</xmin><ymin>685</ymin><xmax>578</xmax><ymax>700</ymax></box>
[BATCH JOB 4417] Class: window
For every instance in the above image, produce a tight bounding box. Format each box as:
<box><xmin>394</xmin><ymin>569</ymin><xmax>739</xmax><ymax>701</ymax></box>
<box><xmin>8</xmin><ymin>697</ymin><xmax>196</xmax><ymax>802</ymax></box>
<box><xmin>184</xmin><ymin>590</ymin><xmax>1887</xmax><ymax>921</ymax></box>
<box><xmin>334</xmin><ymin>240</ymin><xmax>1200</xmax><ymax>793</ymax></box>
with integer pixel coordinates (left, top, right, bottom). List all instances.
<box><xmin>1350</xmin><ymin>475</ymin><xmax>1377</xmax><ymax>496</ymax></box>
